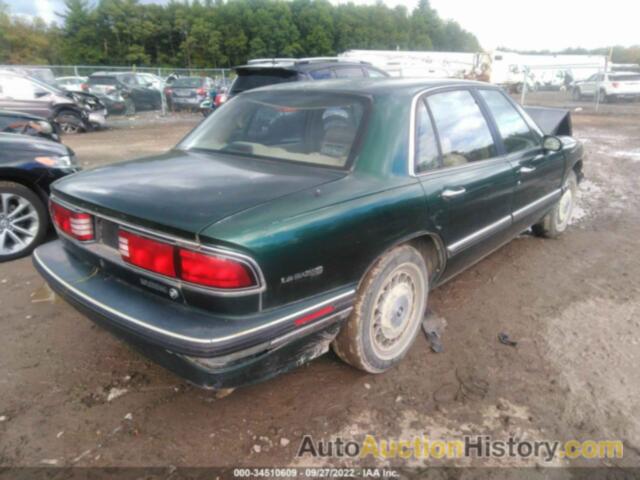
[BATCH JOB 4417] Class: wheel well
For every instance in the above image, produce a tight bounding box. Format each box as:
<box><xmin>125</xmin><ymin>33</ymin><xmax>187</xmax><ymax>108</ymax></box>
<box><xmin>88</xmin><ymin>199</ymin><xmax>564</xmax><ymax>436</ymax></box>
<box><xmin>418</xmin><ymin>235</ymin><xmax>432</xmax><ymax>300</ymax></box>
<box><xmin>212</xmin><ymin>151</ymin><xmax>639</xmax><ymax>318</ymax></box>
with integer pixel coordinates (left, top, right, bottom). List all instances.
<box><xmin>572</xmin><ymin>160</ymin><xmax>584</xmax><ymax>182</ymax></box>
<box><xmin>0</xmin><ymin>175</ymin><xmax>48</xmax><ymax>206</ymax></box>
<box><xmin>357</xmin><ymin>233</ymin><xmax>446</xmax><ymax>293</ymax></box>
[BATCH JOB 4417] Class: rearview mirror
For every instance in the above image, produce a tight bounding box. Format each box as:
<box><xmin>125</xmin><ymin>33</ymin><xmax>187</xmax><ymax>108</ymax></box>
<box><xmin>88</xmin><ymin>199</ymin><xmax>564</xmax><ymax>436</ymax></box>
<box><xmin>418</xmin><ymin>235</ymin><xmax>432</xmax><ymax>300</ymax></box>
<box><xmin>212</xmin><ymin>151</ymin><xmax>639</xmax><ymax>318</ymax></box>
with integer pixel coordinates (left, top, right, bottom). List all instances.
<box><xmin>543</xmin><ymin>135</ymin><xmax>562</xmax><ymax>152</ymax></box>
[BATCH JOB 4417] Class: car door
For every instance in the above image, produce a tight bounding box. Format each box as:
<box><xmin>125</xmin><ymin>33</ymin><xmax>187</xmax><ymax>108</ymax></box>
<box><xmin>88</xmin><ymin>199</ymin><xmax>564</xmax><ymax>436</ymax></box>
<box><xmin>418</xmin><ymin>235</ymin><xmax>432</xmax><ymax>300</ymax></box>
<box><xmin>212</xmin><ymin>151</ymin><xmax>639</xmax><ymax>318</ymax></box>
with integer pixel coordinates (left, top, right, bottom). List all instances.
<box><xmin>0</xmin><ymin>75</ymin><xmax>52</xmax><ymax>118</ymax></box>
<box><xmin>414</xmin><ymin>88</ymin><xmax>516</xmax><ymax>280</ymax></box>
<box><xmin>581</xmin><ymin>74</ymin><xmax>598</xmax><ymax>96</ymax></box>
<box><xmin>477</xmin><ymin>88</ymin><xmax>564</xmax><ymax>230</ymax></box>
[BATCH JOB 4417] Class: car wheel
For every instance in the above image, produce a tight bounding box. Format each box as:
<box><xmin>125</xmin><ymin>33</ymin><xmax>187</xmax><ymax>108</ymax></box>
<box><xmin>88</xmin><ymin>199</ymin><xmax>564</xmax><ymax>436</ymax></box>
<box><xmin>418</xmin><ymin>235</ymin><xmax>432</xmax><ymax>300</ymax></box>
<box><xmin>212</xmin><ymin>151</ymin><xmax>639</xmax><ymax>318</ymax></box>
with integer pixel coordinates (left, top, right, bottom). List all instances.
<box><xmin>572</xmin><ymin>88</ymin><xmax>582</xmax><ymax>101</ymax></box>
<box><xmin>0</xmin><ymin>181</ymin><xmax>48</xmax><ymax>262</ymax></box>
<box><xmin>332</xmin><ymin>244</ymin><xmax>428</xmax><ymax>373</ymax></box>
<box><xmin>532</xmin><ymin>170</ymin><xmax>578</xmax><ymax>238</ymax></box>
<box><xmin>55</xmin><ymin>110</ymin><xmax>84</xmax><ymax>134</ymax></box>
<box><xmin>124</xmin><ymin>98</ymin><xmax>136</xmax><ymax>116</ymax></box>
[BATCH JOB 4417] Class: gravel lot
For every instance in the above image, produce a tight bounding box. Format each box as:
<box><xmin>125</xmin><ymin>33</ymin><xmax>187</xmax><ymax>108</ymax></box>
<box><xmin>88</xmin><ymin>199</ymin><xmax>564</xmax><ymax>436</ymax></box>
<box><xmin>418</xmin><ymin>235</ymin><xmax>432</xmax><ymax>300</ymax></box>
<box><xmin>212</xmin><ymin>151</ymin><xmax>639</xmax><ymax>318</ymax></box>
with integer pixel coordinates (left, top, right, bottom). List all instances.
<box><xmin>1</xmin><ymin>101</ymin><xmax>640</xmax><ymax>472</ymax></box>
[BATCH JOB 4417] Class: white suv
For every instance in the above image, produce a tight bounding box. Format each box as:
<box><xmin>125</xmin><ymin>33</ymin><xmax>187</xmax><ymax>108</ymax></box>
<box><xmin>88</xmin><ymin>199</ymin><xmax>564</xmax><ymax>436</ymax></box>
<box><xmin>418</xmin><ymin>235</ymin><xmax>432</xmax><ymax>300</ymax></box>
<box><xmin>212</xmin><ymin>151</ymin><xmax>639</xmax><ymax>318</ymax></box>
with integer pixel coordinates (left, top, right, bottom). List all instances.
<box><xmin>573</xmin><ymin>72</ymin><xmax>640</xmax><ymax>102</ymax></box>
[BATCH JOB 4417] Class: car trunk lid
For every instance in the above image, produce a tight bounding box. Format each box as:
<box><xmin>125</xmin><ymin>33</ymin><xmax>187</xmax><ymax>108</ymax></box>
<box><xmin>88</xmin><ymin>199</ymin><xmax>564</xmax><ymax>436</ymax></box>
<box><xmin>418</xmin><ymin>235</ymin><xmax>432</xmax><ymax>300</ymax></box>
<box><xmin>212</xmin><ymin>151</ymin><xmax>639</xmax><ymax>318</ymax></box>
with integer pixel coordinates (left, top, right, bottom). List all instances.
<box><xmin>52</xmin><ymin>149</ymin><xmax>345</xmax><ymax>239</ymax></box>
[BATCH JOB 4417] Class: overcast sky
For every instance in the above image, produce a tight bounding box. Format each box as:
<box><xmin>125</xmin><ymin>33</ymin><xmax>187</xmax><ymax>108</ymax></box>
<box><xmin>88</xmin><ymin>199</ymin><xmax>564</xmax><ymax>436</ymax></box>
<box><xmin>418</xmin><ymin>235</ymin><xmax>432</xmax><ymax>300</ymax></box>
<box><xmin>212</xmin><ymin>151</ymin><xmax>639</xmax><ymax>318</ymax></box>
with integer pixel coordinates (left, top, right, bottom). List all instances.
<box><xmin>7</xmin><ymin>0</ymin><xmax>640</xmax><ymax>51</ymax></box>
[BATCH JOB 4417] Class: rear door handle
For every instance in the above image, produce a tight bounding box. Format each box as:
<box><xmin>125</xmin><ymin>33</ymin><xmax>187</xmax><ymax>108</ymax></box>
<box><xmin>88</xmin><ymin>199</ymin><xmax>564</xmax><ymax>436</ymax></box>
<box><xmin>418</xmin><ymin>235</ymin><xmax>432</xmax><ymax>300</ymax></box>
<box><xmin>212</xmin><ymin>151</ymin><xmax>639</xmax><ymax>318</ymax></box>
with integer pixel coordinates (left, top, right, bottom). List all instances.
<box><xmin>442</xmin><ymin>187</ymin><xmax>466</xmax><ymax>198</ymax></box>
<box><xmin>519</xmin><ymin>166</ymin><xmax>536</xmax><ymax>174</ymax></box>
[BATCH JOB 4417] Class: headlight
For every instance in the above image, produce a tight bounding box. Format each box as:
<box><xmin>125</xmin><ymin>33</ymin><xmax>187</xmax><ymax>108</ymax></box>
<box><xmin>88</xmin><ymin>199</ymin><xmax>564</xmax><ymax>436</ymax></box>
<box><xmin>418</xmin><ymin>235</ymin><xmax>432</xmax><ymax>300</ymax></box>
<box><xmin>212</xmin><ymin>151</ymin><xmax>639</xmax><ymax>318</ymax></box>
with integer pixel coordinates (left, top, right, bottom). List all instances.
<box><xmin>35</xmin><ymin>154</ymin><xmax>76</xmax><ymax>168</ymax></box>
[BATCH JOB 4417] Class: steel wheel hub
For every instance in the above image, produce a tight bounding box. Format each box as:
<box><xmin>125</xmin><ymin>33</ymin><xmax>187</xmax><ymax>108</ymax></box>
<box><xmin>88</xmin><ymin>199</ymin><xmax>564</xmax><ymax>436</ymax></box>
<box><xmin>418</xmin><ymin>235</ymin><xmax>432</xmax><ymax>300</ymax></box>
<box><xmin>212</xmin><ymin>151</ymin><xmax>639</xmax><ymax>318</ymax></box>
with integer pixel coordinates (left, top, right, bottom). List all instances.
<box><xmin>371</xmin><ymin>263</ymin><xmax>425</xmax><ymax>360</ymax></box>
<box><xmin>0</xmin><ymin>193</ymin><xmax>39</xmax><ymax>255</ymax></box>
<box><xmin>557</xmin><ymin>188</ymin><xmax>573</xmax><ymax>225</ymax></box>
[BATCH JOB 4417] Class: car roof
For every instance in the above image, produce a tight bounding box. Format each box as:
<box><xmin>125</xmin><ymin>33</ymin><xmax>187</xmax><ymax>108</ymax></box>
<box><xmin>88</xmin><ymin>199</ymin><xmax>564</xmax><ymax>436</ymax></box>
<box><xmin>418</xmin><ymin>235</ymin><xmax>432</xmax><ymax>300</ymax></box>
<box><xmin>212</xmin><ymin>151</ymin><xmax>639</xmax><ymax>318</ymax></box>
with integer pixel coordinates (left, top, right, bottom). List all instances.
<box><xmin>234</xmin><ymin>58</ymin><xmax>383</xmax><ymax>73</ymax></box>
<box><xmin>245</xmin><ymin>77</ymin><xmax>495</xmax><ymax>99</ymax></box>
<box><xmin>89</xmin><ymin>71</ymin><xmax>134</xmax><ymax>77</ymax></box>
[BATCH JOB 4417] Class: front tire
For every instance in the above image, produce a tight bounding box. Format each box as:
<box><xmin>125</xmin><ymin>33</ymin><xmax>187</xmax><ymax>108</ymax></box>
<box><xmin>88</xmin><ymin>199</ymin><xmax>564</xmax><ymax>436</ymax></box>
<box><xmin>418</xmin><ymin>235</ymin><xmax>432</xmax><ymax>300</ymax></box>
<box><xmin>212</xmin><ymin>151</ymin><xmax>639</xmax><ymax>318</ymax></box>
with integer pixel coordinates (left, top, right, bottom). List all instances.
<box><xmin>332</xmin><ymin>245</ymin><xmax>428</xmax><ymax>373</ymax></box>
<box><xmin>532</xmin><ymin>170</ymin><xmax>578</xmax><ymax>238</ymax></box>
<box><xmin>55</xmin><ymin>109</ymin><xmax>85</xmax><ymax>134</ymax></box>
<box><xmin>0</xmin><ymin>182</ymin><xmax>48</xmax><ymax>262</ymax></box>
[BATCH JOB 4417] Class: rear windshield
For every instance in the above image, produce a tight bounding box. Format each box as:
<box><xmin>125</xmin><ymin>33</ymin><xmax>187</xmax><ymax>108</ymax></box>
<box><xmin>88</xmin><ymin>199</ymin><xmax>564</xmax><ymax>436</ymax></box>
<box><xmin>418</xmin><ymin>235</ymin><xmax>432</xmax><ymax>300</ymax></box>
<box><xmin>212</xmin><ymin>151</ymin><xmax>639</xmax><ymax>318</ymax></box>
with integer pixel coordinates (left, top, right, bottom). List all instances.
<box><xmin>611</xmin><ymin>74</ymin><xmax>640</xmax><ymax>81</ymax></box>
<box><xmin>172</xmin><ymin>77</ymin><xmax>203</xmax><ymax>88</ymax></box>
<box><xmin>89</xmin><ymin>76</ymin><xmax>118</xmax><ymax>86</ymax></box>
<box><xmin>179</xmin><ymin>91</ymin><xmax>368</xmax><ymax>169</ymax></box>
<box><xmin>230</xmin><ymin>69</ymin><xmax>298</xmax><ymax>94</ymax></box>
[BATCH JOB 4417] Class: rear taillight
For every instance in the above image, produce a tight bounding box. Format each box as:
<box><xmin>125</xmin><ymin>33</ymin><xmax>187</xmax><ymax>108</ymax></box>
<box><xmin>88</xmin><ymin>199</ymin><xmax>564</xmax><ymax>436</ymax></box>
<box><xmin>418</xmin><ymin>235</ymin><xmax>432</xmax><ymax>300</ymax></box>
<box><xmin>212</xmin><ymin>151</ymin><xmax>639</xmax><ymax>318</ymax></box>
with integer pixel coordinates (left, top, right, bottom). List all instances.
<box><xmin>179</xmin><ymin>249</ymin><xmax>255</xmax><ymax>288</ymax></box>
<box><xmin>612</xmin><ymin>82</ymin><xmax>619</xmax><ymax>88</ymax></box>
<box><xmin>80</xmin><ymin>83</ymin><xmax>88</xmax><ymax>91</ymax></box>
<box><xmin>196</xmin><ymin>87</ymin><xmax>206</xmax><ymax>96</ymax></box>
<box><xmin>50</xmin><ymin>201</ymin><xmax>94</xmax><ymax>241</ymax></box>
<box><xmin>164</xmin><ymin>88</ymin><xmax>172</xmax><ymax>96</ymax></box>
<box><xmin>117</xmin><ymin>230</ymin><xmax>257</xmax><ymax>289</ymax></box>
<box><xmin>214</xmin><ymin>93</ymin><xmax>227</xmax><ymax>107</ymax></box>
<box><xmin>119</xmin><ymin>230</ymin><xmax>176</xmax><ymax>277</ymax></box>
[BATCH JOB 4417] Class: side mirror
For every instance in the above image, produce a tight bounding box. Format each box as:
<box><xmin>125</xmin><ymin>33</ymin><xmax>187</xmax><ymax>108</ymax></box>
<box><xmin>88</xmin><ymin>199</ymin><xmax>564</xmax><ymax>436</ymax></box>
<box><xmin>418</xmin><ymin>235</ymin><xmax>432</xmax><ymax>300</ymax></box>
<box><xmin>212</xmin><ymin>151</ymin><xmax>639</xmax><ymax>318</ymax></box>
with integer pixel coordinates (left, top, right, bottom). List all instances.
<box><xmin>34</xmin><ymin>89</ymin><xmax>49</xmax><ymax>98</ymax></box>
<box><xmin>543</xmin><ymin>135</ymin><xmax>562</xmax><ymax>152</ymax></box>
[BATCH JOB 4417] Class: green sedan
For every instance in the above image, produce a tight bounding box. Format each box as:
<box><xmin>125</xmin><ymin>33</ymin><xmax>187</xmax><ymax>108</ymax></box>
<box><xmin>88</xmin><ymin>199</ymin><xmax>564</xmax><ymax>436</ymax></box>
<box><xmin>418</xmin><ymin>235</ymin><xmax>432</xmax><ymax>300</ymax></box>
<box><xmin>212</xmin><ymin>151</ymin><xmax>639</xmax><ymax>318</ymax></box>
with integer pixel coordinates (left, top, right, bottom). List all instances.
<box><xmin>33</xmin><ymin>78</ymin><xmax>584</xmax><ymax>389</ymax></box>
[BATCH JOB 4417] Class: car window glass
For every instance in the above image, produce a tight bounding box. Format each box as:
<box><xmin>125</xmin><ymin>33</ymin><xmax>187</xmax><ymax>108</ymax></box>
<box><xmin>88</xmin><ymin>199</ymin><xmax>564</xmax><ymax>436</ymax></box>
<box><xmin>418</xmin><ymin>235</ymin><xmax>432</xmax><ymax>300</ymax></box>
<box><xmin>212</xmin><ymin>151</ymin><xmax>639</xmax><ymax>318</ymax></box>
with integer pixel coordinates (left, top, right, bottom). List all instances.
<box><xmin>0</xmin><ymin>77</ymin><xmax>40</xmax><ymax>100</ymax></box>
<box><xmin>478</xmin><ymin>89</ymin><xmax>539</xmax><ymax>154</ymax></box>
<box><xmin>365</xmin><ymin>68</ymin><xmax>386</xmax><ymax>78</ymax></box>
<box><xmin>334</xmin><ymin>67</ymin><xmax>364</xmax><ymax>78</ymax></box>
<box><xmin>427</xmin><ymin>90</ymin><xmax>496</xmax><ymax>167</ymax></box>
<box><xmin>414</xmin><ymin>100</ymin><xmax>440</xmax><ymax>173</ymax></box>
<box><xmin>180</xmin><ymin>92</ymin><xmax>366</xmax><ymax>168</ymax></box>
<box><xmin>309</xmin><ymin>68</ymin><xmax>335</xmax><ymax>80</ymax></box>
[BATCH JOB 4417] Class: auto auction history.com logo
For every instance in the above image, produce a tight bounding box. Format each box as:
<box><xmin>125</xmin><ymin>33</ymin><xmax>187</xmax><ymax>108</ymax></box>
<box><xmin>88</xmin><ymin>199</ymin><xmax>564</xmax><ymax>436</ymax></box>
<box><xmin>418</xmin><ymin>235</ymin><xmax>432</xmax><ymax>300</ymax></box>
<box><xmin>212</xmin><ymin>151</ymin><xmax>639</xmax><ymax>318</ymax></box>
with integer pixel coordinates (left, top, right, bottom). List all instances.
<box><xmin>296</xmin><ymin>435</ymin><xmax>623</xmax><ymax>462</ymax></box>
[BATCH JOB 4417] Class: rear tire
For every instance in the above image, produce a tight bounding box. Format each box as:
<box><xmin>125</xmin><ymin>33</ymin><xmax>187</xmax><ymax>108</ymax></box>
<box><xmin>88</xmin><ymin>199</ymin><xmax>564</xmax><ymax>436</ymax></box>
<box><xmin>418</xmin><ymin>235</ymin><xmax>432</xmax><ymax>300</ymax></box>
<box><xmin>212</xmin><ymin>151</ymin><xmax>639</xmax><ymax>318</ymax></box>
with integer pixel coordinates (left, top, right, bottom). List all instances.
<box><xmin>572</xmin><ymin>88</ymin><xmax>582</xmax><ymax>101</ymax></box>
<box><xmin>125</xmin><ymin>98</ymin><xmax>136</xmax><ymax>116</ymax></box>
<box><xmin>0</xmin><ymin>181</ymin><xmax>48</xmax><ymax>262</ymax></box>
<box><xmin>332</xmin><ymin>245</ymin><xmax>428</xmax><ymax>373</ymax></box>
<box><xmin>532</xmin><ymin>170</ymin><xmax>578</xmax><ymax>238</ymax></box>
<box><xmin>599</xmin><ymin>90</ymin><xmax>609</xmax><ymax>103</ymax></box>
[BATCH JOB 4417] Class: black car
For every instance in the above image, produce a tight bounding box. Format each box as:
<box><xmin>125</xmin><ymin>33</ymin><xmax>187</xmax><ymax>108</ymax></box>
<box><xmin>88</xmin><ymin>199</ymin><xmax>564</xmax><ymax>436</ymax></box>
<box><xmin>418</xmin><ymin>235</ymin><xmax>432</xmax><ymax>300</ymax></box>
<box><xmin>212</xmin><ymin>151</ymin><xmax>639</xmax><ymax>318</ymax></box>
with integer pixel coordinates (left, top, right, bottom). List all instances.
<box><xmin>200</xmin><ymin>57</ymin><xmax>390</xmax><ymax>115</ymax></box>
<box><xmin>0</xmin><ymin>110</ymin><xmax>60</xmax><ymax>142</ymax></box>
<box><xmin>0</xmin><ymin>133</ymin><xmax>80</xmax><ymax>261</ymax></box>
<box><xmin>88</xmin><ymin>72</ymin><xmax>161</xmax><ymax>115</ymax></box>
<box><xmin>165</xmin><ymin>76</ymin><xmax>214</xmax><ymax>111</ymax></box>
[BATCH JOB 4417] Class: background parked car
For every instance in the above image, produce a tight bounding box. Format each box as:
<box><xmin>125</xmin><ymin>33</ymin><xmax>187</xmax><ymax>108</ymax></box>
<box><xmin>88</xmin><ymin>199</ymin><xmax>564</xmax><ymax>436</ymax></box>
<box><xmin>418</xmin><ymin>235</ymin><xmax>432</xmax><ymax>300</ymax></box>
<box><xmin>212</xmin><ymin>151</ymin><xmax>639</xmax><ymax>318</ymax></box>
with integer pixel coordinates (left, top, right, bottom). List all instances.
<box><xmin>0</xmin><ymin>133</ymin><xmax>79</xmax><ymax>261</ymax></box>
<box><xmin>165</xmin><ymin>76</ymin><xmax>214</xmax><ymax>111</ymax></box>
<box><xmin>0</xmin><ymin>70</ymin><xmax>106</xmax><ymax>134</ymax></box>
<box><xmin>573</xmin><ymin>71</ymin><xmax>640</xmax><ymax>102</ymax></box>
<box><xmin>56</xmin><ymin>76</ymin><xmax>89</xmax><ymax>93</ymax></box>
<box><xmin>88</xmin><ymin>72</ymin><xmax>161</xmax><ymax>115</ymax></box>
<box><xmin>0</xmin><ymin>110</ymin><xmax>60</xmax><ymax>142</ymax></box>
<box><xmin>199</xmin><ymin>58</ymin><xmax>389</xmax><ymax>116</ymax></box>
<box><xmin>136</xmin><ymin>72</ymin><xmax>165</xmax><ymax>91</ymax></box>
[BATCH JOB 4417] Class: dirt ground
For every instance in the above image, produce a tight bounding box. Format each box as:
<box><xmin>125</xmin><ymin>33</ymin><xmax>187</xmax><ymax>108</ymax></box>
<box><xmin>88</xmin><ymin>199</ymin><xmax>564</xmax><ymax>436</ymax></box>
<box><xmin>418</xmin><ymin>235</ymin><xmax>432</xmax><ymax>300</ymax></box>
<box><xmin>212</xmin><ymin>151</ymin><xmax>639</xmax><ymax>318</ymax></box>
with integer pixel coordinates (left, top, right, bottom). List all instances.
<box><xmin>1</xmin><ymin>100</ymin><xmax>640</xmax><ymax>474</ymax></box>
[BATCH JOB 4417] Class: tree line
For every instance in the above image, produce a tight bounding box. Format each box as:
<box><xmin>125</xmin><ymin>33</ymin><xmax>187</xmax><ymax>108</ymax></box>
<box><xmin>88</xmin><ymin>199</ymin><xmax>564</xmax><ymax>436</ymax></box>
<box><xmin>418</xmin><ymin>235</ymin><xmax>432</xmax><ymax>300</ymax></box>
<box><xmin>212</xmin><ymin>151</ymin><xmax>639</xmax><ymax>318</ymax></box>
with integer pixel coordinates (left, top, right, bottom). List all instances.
<box><xmin>0</xmin><ymin>0</ymin><xmax>480</xmax><ymax>68</ymax></box>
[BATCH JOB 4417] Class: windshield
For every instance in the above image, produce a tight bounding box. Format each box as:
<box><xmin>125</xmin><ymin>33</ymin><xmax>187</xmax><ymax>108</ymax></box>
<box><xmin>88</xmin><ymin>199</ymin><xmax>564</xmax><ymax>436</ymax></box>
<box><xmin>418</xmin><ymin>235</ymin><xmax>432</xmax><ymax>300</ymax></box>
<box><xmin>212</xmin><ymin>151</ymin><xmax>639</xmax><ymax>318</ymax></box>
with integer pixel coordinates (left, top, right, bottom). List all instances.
<box><xmin>172</xmin><ymin>77</ymin><xmax>203</xmax><ymax>88</ymax></box>
<box><xmin>179</xmin><ymin>91</ymin><xmax>367</xmax><ymax>168</ymax></box>
<box><xmin>230</xmin><ymin>69</ymin><xmax>298</xmax><ymax>94</ymax></box>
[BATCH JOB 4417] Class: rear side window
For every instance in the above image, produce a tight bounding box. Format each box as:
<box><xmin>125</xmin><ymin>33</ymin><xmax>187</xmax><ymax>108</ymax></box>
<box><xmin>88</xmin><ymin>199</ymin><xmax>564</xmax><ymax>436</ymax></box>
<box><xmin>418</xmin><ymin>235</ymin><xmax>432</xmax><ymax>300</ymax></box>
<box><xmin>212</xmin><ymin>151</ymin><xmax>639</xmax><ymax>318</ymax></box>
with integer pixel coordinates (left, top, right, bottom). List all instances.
<box><xmin>309</xmin><ymin>68</ymin><xmax>335</xmax><ymax>80</ymax></box>
<box><xmin>478</xmin><ymin>89</ymin><xmax>539</xmax><ymax>154</ymax></box>
<box><xmin>427</xmin><ymin>90</ymin><xmax>496</xmax><ymax>167</ymax></box>
<box><xmin>365</xmin><ymin>68</ymin><xmax>387</xmax><ymax>78</ymax></box>
<box><xmin>414</xmin><ymin>101</ymin><xmax>440</xmax><ymax>173</ymax></box>
<box><xmin>334</xmin><ymin>67</ymin><xmax>364</xmax><ymax>78</ymax></box>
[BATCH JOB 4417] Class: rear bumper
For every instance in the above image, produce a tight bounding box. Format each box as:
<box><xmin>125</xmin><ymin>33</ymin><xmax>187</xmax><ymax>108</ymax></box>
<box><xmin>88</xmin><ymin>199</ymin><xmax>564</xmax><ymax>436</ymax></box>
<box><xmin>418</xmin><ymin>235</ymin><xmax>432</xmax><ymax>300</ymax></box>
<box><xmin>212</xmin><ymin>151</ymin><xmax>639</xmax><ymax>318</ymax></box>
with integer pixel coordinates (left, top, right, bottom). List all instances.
<box><xmin>33</xmin><ymin>241</ymin><xmax>355</xmax><ymax>388</ymax></box>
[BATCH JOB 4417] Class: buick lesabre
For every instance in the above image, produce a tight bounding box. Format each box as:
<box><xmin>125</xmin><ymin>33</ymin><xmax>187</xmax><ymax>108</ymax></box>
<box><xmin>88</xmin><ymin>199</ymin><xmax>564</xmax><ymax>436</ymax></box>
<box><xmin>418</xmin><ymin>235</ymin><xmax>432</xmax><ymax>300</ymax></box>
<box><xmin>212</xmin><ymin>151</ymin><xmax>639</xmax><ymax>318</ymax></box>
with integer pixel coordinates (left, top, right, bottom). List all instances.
<box><xmin>33</xmin><ymin>79</ymin><xmax>584</xmax><ymax>389</ymax></box>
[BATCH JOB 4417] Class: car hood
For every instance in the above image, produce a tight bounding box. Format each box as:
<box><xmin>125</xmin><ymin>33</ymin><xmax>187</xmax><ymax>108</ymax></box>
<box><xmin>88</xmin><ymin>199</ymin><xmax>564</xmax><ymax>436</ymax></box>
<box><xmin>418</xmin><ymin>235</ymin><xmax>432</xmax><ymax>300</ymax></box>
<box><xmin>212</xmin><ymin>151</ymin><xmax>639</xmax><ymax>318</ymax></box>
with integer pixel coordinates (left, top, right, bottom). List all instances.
<box><xmin>0</xmin><ymin>133</ymin><xmax>69</xmax><ymax>155</ymax></box>
<box><xmin>52</xmin><ymin>149</ymin><xmax>345</xmax><ymax>238</ymax></box>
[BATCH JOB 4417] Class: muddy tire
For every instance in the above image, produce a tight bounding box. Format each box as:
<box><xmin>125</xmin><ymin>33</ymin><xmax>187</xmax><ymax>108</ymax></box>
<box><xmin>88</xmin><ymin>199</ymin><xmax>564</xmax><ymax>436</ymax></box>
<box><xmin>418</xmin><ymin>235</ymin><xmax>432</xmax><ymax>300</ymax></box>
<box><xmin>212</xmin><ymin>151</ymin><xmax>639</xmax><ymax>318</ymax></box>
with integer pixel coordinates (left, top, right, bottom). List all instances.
<box><xmin>532</xmin><ymin>171</ymin><xmax>578</xmax><ymax>239</ymax></box>
<box><xmin>0</xmin><ymin>181</ymin><xmax>48</xmax><ymax>262</ymax></box>
<box><xmin>332</xmin><ymin>245</ymin><xmax>428</xmax><ymax>373</ymax></box>
<box><xmin>55</xmin><ymin>109</ymin><xmax>85</xmax><ymax>135</ymax></box>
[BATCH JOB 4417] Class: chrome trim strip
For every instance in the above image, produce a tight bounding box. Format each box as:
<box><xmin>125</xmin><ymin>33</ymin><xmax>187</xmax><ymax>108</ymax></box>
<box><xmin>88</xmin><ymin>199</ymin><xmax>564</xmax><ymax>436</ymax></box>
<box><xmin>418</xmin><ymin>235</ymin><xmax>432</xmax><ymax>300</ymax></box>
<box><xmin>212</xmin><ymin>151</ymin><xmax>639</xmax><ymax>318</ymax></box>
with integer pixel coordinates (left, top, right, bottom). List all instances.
<box><xmin>447</xmin><ymin>215</ymin><xmax>512</xmax><ymax>256</ymax></box>
<box><xmin>512</xmin><ymin>188</ymin><xmax>561</xmax><ymax>221</ymax></box>
<box><xmin>50</xmin><ymin>194</ymin><xmax>267</xmax><ymax>296</ymax></box>
<box><xmin>34</xmin><ymin>248</ymin><xmax>355</xmax><ymax>347</ymax></box>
